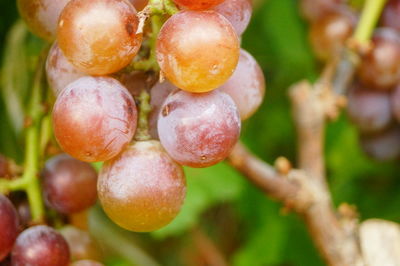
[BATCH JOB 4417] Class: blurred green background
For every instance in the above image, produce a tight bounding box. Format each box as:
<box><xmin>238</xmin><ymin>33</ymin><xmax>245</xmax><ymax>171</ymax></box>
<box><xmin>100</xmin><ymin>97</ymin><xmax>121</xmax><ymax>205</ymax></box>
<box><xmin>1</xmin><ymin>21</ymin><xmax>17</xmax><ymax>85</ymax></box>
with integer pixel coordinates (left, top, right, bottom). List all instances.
<box><xmin>1</xmin><ymin>0</ymin><xmax>400</xmax><ymax>265</ymax></box>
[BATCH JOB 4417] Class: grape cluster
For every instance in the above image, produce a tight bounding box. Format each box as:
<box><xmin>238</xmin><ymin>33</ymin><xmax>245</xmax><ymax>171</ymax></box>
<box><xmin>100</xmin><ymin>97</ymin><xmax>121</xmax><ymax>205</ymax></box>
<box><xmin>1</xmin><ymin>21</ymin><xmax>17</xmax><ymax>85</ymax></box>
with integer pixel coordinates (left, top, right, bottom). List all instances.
<box><xmin>7</xmin><ymin>0</ymin><xmax>265</xmax><ymax>252</ymax></box>
<box><xmin>301</xmin><ymin>0</ymin><xmax>400</xmax><ymax>161</ymax></box>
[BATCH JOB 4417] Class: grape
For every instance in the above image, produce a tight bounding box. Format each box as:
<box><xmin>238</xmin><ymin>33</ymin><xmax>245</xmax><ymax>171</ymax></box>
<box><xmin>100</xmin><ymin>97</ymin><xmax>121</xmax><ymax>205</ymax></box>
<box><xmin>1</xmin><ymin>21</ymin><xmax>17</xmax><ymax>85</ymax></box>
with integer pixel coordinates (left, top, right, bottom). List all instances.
<box><xmin>158</xmin><ymin>90</ymin><xmax>241</xmax><ymax>167</ymax></box>
<box><xmin>149</xmin><ymin>81</ymin><xmax>176</xmax><ymax>139</ymax></box>
<box><xmin>212</xmin><ymin>0</ymin><xmax>252</xmax><ymax>36</ymax></box>
<box><xmin>46</xmin><ymin>42</ymin><xmax>84</xmax><ymax>96</ymax></box>
<box><xmin>118</xmin><ymin>71</ymin><xmax>157</xmax><ymax>98</ymax></box>
<box><xmin>71</xmin><ymin>260</ymin><xmax>104</xmax><ymax>266</ymax></box>
<box><xmin>360</xmin><ymin>126</ymin><xmax>400</xmax><ymax>161</ymax></box>
<box><xmin>358</xmin><ymin>28</ymin><xmax>400</xmax><ymax>90</ymax></box>
<box><xmin>0</xmin><ymin>195</ymin><xmax>19</xmax><ymax>261</ymax></box>
<box><xmin>42</xmin><ymin>154</ymin><xmax>98</xmax><ymax>214</ymax></box>
<box><xmin>17</xmin><ymin>0</ymin><xmax>71</xmax><ymax>40</ymax></box>
<box><xmin>129</xmin><ymin>0</ymin><xmax>148</xmax><ymax>11</ymax></box>
<box><xmin>347</xmin><ymin>83</ymin><xmax>393</xmax><ymax>134</ymax></box>
<box><xmin>59</xmin><ymin>226</ymin><xmax>101</xmax><ymax>261</ymax></box>
<box><xmin>390</xmin><ymin>84</ymin><xmax>400</xmax><ymax>122</ymax></box>
<box><xmin>381</xmin><ymin>0</ymin><xmax>400</xmax><ymax>31</ymax></box>
<box><xmin>309</xmin><ymin>6</ymin><xmax>355</xmax><ymax>61</ymax></box>
<box><xmin>156</xmin><ymin>11</ymin><xmax>240</xmax><ymax>93</ymax></box>
<box><xmin>57</xmin><ymin>0</ymin><xmax>142</xmax><ymax>75</ymax></box>
<box><xmin>53</xmin><ymin>76</ymin><xmax>137</xmax><ymax>162</ymax></box>
<box><xmin>219</xmin><ymin>49</ymin><xmax>265</xmax><ymax>120</ymax></box>
<box><xmin>11</xmin><ymin>225</ymin><xmax>70</xmax><ymax>266</ymax></box>
<box><xmin>98</xmin><ymin>140</ymin><xmax>186</xmax><ymax>232</ymax></box>
<box><xmin>299</xmin><ymin>0</ymin><xmax>343</xmax><ymax>22</ymax></box>
<box><xmin>173</xmin><ymin>0</ymin><xmax>225</xmax><ymax>10</ymax></box>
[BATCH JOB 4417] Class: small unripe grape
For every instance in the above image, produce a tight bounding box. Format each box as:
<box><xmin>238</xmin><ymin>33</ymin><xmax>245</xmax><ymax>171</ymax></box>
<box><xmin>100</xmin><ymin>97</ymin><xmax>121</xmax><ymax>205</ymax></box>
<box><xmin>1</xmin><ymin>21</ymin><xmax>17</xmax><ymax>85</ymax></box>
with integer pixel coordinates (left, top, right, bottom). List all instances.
<box><xmin>0</xmin><ymin>195</ymin><xmax>19</xmax><ymax>261</ymax></box>
<box><xmin>309</xmin><ymin>6</ymin><xmax>355</xmax><ymax>61</ymax></box>
<box><xmin>158</xmin><ymin>90</ymin><xmax>241</xmax><ymax>167</ymax></box>
<box><xmin>11</xmin><ymin>225</ymin><xmax>70</xmax><ymax>266</ymax></box>
<box><xmin>53</xmin><ymin>76</ymin><xmax>137</xmax><ymax>162</ymax></box>
<box><xmin>219</xmin><ymin>49</ymin><xmax>265</xmax><ymax>120</ymax></box>
<box><xmin>58</xmin><ymin>0</ymin><xmax>142</xmax><ymax>75</ymax></box>
<box><xmin>157</xmin><ymin>11</ymin><xmax>240</xmax><ymax>93</ymax></box>
<box><xmin>17</xmin><ymin>0</ymin><xmax>71</xmax><ymax>40</ymax></box>
<box><xmin>381</xmin><ymin>0</ymin><xmax>400</xmax><ymax>31</ymax></box>
<box><xmin>358</xmin><ymin>28</ymin><xmax>400</xmax><ymax>90</ymax></box>
<box><xmin>42</xmin><ymin>154</ymin><xmax>98</xmax><ymax>214</ymax></box>
<box><xmin>98</xmin><ymin>140</ymin><xmax>186</xmax><ymax>232</ymax></box>
<box><xmin>212</xmin><ymin>0</ymin><xmax>252</xmax><ymax>36</ymax></box>
<box><xmin>173</xmin><ymin>0</ymin><xmax>225</xmax><ymax>10</ymax></box>
<box><xmin>299</xmin><ymin>0</ymin><xmax>343</xmax><ymax>22</ymax></box>
<box><xmin>347</xmin><ymin>83</ymin><xmax>393</xmax><ymax>134</ymax></box>
<box><xmin>46</xmin><ymin>42</ymin><xmax>84</xmax><ymax>96</ymax></box>
<box><xmin>360</xmin><ymin>126</ymin><xmax>400</xmax><ymax>161</ymax></box>
<box><xmin>59</xmin><ymin>226</ymin><xmax>101</xmax><ymax>261</ymax></box>
<box><xmin>71</xmin><ymin>260</ymin><xmax>104</xmax><ymax>266</ymax></box>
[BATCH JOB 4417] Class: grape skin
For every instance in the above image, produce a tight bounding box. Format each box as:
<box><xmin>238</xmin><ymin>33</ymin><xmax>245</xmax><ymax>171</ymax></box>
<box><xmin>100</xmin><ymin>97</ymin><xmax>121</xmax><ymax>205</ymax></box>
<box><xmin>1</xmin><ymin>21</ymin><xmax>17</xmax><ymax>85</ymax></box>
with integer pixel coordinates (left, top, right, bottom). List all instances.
<box><xmin>173</xmin><ymin>0</ymin><xmax>225</xmax><ymax>10</ymax></box>
<box><xmin>360</xmin><ymin>126</ymin><xmax>400</xmax><ymax>161</ymax></box>
<box><xmin>53</xmin><ymin>76</ymin><xmax>137</xmax><ymax>162</ymax></box>
<box><xmin>98</xmin><ymin>140</ymin><xmax>186</xmax><ymax>232</ymax></box>
<box><xmin>212</xmin><ymin>0</ymin><xmax>252</xmax><ymax>36</ymax></box>
<box><xmin>71</xmin><ymin>260</ymin><xmax>104</xmax><ymax>266</ymax></box>
<box><xmin>59</xmin><ymin>226</ymin><xmax>101</xmax><ymax>261</ymax></box>
<box><xmin>300</xmin><ymin>0</ymin><xmax>343</xmax><ymax>22</ymax></box>
<box><xmin>219</xmin><ymin>49</ymin><xmax>265</xmax><ymax>120</ymax></box>
<box><xmin>129</xmin><ymin>0</ymin><xmax>148</xmax><ymax>10</ymax></box>
<box><xmin>17</xmin><ymin>0</ymin><xmax>71</xmax><ymax>40</ymax></box>
<box><xmin>42</xmin><ymin>154</ymin><xmax>98</xmax><ymax>214</ymax></box>
<box><xmin>46</xmin><ymin>42</ymin><xmax>84</xmax><ymax>96</ymax></box>
<box><xmin>381</xmin><ymin>0</ymin><xmax>400</xmax><ymax>31</ymax></box>
<box><xmin>11</xmin><ymin>225</ymin><xmax>70</xmax><ymax>266</ymax></box>
<box><xmin>0</xmin><ymin>195</ymin><xmax>19</xmax><ymax>261</ymax></box>
<box><xmin>58</xmin><ymin>0</ymin><xmax>142</xmax><ymax>75</ymax></box>
<box><xmin>158</xmin><ymin>90</ymin><xmax>241</xmax><ymax>168</ymax></box>
<box><xmin>156</xmin><ymin>11</ymin><xmax>240</xmax><ymax>93</ymax></box>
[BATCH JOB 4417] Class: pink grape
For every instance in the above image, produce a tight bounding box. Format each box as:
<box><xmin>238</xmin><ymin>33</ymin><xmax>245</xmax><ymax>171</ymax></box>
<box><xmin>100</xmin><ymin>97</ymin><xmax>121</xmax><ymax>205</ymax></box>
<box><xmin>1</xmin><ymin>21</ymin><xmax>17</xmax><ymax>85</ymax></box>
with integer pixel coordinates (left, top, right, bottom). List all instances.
<box><xmin>173</xmin><ymin>0</ymin><xmax>225</xmax><ymax>10</ymax></box>
<box><xmin>360</xmin><ymin>126</ymin><xmax>400</xmax><ymax>161</ymax></box>
<box><xmin>212</xmin><ymin>0</ymin><xmax>252</xmax><ymax>36</ymax></box>
<box><xmin>0</xmin><ymin>195</ymin><xmax>19</xmax><ymax>261</ymax></box>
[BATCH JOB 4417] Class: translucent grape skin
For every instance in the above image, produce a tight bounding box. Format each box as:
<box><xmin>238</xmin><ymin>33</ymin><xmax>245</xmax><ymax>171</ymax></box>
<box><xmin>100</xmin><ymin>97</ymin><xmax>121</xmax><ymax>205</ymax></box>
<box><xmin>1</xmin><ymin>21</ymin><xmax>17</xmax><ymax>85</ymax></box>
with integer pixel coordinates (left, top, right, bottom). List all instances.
<box><xmin>71</xmin><ymin>260</ymin><xmax>104</xmax><ymax>266</ymax></box>
<box><xmin>219</xmin><ymin>49</ymin><xmax>265</xmax><ymax>120</ymax></box>
<box><xmin>17</xmin><ymin>0</ymin><xmax>71</xmax><ymax>40</ymax></box>
<box><xmin>212</xmin><ymin>0</ymin><xmax>252</xmax><ymax>36</ymax></box>
<box><xmin>158</xmin><ymin>90</ymin><xmax>241</xmax><ymax>168</ymax></box>
<box><xmin>98</xmin><ymin>140</ymin><xmax>186</xmax><ymax>232</ymax></box>
<box><xmin>46</xmin><ymin>42</ymin><xmax>84</xmax><ymax>96</ymax></box>
<box><xmin>360</xmin><ymin>126</ymin><xmax>400</xmax><ymax>161</ymax></box>
<box><xmin>309</xmin><ymin>6</ymin><xmax>355</xmax><ymax>61</ymax></box>
<box><xmin>381</xmin><ymin>0</ymin><xmax>400</xmax><ymax>31</ymax></box>
<box><xmin>156</xmin><ymin>11</ymin><xmax>240</xmax><ymax>93</ymax></box>
<box><xmin>59</xmin><ymin>226</ymin><xmax>101</xmax><ymax>261</ymax></box>
<box><xmin>0</xmin><ymin>195</ymin><xmax>19</xmax><ymax>261</ymax></box>
<box><xmin>58</xmin><ymin>0</ymin><xmax>142</xmax><ymax>75</ymax></box>
<box><xmin>53</xmin><ymin>76</ymin><xmax>137</xmax><ymax>162</ymax></box>
<box><xmin>42</xmin><ymin>154</ymin><xmax>98</xmax><ymax>214</ymax></box>
<box><xmin>300</xmin><ymin>0</ymin><xmax>343</xmax><ymax>22</ymax></box>
<box><xmin>347</xmin><ymin>83</ymin><xmax>393</xmax><ymax>134</ymax></box>
<box><xmin>358</xmin><ymin>28</ymin><xmax>400</xmax><ymax>90</ymax></box>
<box><xmin>173</xmin><ymin>0</ymin><xmax>225</xmax><ymax>10</ymax></box>
<box><xmin>11</xmin><ymin>225</ymin><xmax>70</xmax><ymax>266</ymax></box>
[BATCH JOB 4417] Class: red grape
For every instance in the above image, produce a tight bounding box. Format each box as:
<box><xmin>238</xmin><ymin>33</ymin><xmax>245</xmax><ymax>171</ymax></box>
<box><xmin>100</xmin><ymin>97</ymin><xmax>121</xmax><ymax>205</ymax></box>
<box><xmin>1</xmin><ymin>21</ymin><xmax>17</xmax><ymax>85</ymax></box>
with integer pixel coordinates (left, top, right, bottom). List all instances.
<box><xmin>118</xmin><ymin>71</ymin><xmax>157</xmax><ymax>98</ymax></box>
<box><xmin>42</xmin><ymin>154</ymin><xmax>98</xmax><ymax>214</ymax></box>
<box><xmin>381</xmin><ymin>0</ymin><xmax>400</xmax><ymax>31</ymax></box>
<box><xmin>0</xmin><ymin>195</ymin><xmax>19</xmax><ymax>261</ymax></box>
<box><xmin>158</xmin><ymin>90</ymin><xmax>241</xmax><ymax>167</ymax></box>
<box><xmin>212</xmin><ymin>0</ymin><xmax>252</xmax><ymax>36</ymax></box>
<box><xmin>57</xmin><ymin>0</ymin><xmax>142</xmax><ymax>75</ymax></box>
<box><xmin>173</xmin><ymin>0</ymin><xmax>225</xmax><ymax>10</ymax></box>
<box><xmin>11</xmin><ymin>225</ymin><xmax>70</xmax><ymax>266</ymax></box>
<box><xmin>59</xmin><ymin>226</ymin><xmax>101</xmax><ymax>261</ymax></box>
<box><xmin>360</xmin><ymin>126</ymin><xmax>400</xmax><ymax>161</ymax></box>
<box><xmin>390</xmin><ymin>84</ymin><xmax>400</xmax><ymax>122</ymax></box>
<box><xmin>156</xmin><ymin>11</ymin><xmax>240</xmax><ymax>93</ymax></box>
<box><xmin>219</xmin><ymin>49</ymin><xmax>265</xmax><ymax>120</ymax></box>
<box><xmin>129</xmin><ymin>0</ymin><xmax>148</xmax><ymax>11</ymax></box>
<box><xmin>347</xmin><ymin>83</ymin><xmax>393</xmax><ymax>134</ymax></box>
<box><xmin>71</xmin><ymin>260</ymin><xmax>104</xmax><ymax>266</ymax></box>
<box><xmin>98</xmin><ymin>140</ymin><xmax>186</xmax><ymax>232</ymax></box>
<box><xmin>299</xmin><ymin>0</ymin><xmax>343</xmax><ymax>22</ymax></box>
<box><xmin>53</xmin><ymin>76</ymin><xmax>137</xmax><ymax>162</ymax></box>
<box><xmin>358</xmin><ymin>28</ymin><xmax>400</xmax><ymax>90</ymax></box>
<box><xmin>46</xmin><ymin>42</ymin><xmax>84</xmax><ymax>96</ymax></box>
<box><xmin>17</xmin><ymin>0</ymin><xmax>71</xmax><ymax>40</ymax></box>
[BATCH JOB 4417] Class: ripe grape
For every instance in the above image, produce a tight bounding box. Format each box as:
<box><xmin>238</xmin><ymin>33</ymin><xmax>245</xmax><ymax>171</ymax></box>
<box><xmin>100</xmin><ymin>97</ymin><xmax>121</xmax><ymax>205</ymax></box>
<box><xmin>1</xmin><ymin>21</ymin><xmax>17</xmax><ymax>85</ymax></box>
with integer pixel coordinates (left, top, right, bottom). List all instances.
<box><xmin>158</xmin><ymin>90</ymin><xmax>241</xmax><ymax>167</ymax></box>
<box><xmin>129</xmin><ymin>0</ymin><xmax>148</xmax><ymax>11</ymax></box>
<box><xmin>58</xmin><ymin>0</ymin><xmax>142</xmax><ymax>75</ymax></box>
<box><xmin>358</xmin><ymin>28</ymin><xmax>400</xmax><ymax>90</ymax></box>
<box><xmin>381</xmin><ymin>0</ymin><xmax>400</xmax><ymax>31</ymax></box>
<box><xmin>347</xmin><ymin>83</ymin><xmax>392</xmax><ymax>134</ymax></box>
<box><xmin>53</xmin><ymin>76</ymin><xmax>137</xmax><ymax>162</ymax></box>
<box><xmin>98</xmin><ymin>140</ymin><xmax>186</xmax><ymax>232</ymax></box>
<box><xmin>46</xmin><ymin>42</ymin><xmax>84</xmax><ymax>96</ymax></box>
<box><xmin>0</xmin><ymin>195</ymin><xmax>19</xmax><ymax>261</ymax></box>
<box><xmin>59</xmin><ymin>226</ymin><xmax>101</xmax><ymax>261</ymax></box>
<box><xmin>173</xmin><ymin>0</ymin><xmax>225</xmax><ymax>10</ymax></box>
<box><xmin>17</xmin><ymin>0</ymin><xmax>71</xmax><ymax>40</ymax></box>
<box><xmin>71</xmin><ymin>260</ymin><xmax>104</xmax><ymax>266</ymax></box>
<box><xmin>360</xmin><ymin>126</ymin><xmax>400</xmax><ymax>161</ymax></box>
<box><xmin>11</xmin><ymin>225</ymin><xmax>70</xmax><ymax>266</ymax></box>
<box><xmin>118</xmin><ymin>71</ymin><xmax>157</xmax><ymax>98</ymax></box>
<box><xmin>309</xmin><ymin>6</ymin><xmax>355</xmax><ymax>61</ymax></box>
<box><xmin>212</xmin><ymin>0</ymin><xmax>252</xmax><ymax>36</ymax></box>
<box><xmin>390</xmin><ymin>83</ymin><xmax>400</xmax><ymax>122</ymax></box>
<box><xmin>42</xmin><ymin>154</ymin><xmax>98</xmax><ymax>214</ymax></box>
<box><xmin>299</xmin><ymin>0</ymin><xmax>343</xmax><ymax>22</ymax></box>
<box><xmin>157</xmin><ymin>11</ymin><xmax>240</xmax><ymax>93</ymax></box>
<box><xmin>219</xmin><ymin>49</ymin><xmax>265</xmax><ymax>120</ymax></box>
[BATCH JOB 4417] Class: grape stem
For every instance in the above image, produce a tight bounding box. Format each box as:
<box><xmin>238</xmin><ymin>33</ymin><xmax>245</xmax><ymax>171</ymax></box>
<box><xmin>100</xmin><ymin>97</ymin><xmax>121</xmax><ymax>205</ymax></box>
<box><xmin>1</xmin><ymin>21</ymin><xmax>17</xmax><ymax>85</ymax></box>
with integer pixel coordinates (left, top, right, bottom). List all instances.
<box><xmin>135</xmin><ymin>90</ymin><xmax>152</xmax><ymax>141</ymax></box>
